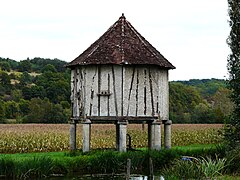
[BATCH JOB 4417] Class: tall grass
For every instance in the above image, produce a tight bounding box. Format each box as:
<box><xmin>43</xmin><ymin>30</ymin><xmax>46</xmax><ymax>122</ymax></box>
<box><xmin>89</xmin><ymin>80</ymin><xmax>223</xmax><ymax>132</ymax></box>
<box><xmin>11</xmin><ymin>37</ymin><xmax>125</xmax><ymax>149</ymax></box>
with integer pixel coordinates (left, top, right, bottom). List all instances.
<box><xmin>199</xmin><ymin>156</ymin><xmax>226</xmax><ymax>178</ymax></box>
<box><xmin>0</xmin><ymin>156</ymin><xmax>54</xmax><ymax>179</ymax></box>
<box><xmin>0</xmin><ymin>146</ymin><xmax>227</xmax><ymax>179</ymax></box>
<box><xmin>162</xmin><ymin>155</ymin><xmax>226</xmax><ymax>179</ymax></box>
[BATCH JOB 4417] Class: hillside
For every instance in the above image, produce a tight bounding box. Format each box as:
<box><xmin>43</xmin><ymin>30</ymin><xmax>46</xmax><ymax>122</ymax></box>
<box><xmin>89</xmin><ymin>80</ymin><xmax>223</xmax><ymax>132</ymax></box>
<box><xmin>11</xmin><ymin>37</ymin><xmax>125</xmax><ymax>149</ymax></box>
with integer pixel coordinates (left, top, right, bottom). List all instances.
<box><xmin>0</xmin><ymin>57</ymin><xmax>233</xmax><ymax>124</ymax></box>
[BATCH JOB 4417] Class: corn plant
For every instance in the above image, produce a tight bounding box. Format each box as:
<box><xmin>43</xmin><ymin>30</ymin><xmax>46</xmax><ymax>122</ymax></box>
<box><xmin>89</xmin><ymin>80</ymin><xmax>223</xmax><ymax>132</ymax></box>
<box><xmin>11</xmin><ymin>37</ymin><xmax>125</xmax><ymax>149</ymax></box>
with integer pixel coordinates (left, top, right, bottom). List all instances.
<box><xmin>0</xmin><ymin>124</ymin><xmax>223</xmax><ymax>153</ymax></box>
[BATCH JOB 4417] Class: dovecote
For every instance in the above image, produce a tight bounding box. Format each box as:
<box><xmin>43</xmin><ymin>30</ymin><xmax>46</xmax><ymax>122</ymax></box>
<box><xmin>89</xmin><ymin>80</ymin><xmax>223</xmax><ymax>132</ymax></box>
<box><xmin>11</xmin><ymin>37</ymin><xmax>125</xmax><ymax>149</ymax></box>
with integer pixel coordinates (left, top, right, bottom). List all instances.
<box><xmin>66</xmin><ymin>14</ymin><xmax>175</xmax><ymax>152</ymax></box>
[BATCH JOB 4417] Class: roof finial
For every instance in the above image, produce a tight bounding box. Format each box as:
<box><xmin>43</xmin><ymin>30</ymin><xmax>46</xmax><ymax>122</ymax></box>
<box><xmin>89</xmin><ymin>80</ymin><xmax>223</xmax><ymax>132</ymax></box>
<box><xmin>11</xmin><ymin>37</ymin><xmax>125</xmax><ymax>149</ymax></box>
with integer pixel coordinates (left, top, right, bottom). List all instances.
<box><xmin>121</xmin><ymin>13</ymin><xmax>125</xmax><ymax>18</ymax></box>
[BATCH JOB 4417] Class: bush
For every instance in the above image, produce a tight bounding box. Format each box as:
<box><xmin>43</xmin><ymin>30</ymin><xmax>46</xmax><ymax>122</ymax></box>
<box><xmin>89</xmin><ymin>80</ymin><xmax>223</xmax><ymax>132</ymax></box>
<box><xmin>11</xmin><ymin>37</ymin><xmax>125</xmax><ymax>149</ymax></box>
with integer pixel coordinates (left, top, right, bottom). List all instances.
<box><xmin>0</xmin><ymin>157</ymin><xmax>15</xmax><ymax>178</ymax></box>
<box><xmin>225</xmin><ymin>145</ymin><xmax>240</xmax><ymax>174</ymax></box>
<box><xmin>162</xmin><ymin>155</ymin><xmax>226</xmax><ymax>179</ymax></box>
<box><xmin>163</xmin><ymin>158</ymin><xmax>201</xmax><ymax>179</ymax></box>
<box><xmin>15</xmin><ymin>156</ymin><xmax>54</xmax><ymax>179</ymax></box>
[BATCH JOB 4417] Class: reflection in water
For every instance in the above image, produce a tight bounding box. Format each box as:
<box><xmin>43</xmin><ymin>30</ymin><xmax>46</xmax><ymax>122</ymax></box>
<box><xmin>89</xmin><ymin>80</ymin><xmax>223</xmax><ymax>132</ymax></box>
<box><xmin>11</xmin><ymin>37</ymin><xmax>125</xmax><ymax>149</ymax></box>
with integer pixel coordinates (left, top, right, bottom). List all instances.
<box><xmin>48</xmin><ymin>174</ymin><xmax>164</xmax><ymax>180</ymax></box>
<box><xmin>130</xmin><ymin>175</ymin><xmax>164</xmax><ymax>180</ymax></box>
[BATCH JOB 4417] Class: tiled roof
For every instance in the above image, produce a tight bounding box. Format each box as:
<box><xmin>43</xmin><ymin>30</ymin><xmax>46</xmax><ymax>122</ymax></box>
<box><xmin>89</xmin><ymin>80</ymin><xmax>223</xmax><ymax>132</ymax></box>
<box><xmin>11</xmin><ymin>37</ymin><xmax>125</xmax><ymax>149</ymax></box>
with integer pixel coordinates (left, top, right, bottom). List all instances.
<box><xmin>66</xmin><ymin>14</ymin><xmax>175</xmax><ymax>69</ymax></box>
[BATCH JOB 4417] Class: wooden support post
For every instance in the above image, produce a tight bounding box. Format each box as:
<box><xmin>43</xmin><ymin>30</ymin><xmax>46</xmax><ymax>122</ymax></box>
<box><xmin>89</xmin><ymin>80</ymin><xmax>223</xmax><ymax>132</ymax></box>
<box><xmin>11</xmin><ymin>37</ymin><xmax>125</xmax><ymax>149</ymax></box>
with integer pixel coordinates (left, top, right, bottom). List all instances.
<box><xmin>82</xmin><ymin>119</ymin><xmax>91</xmax><ymax>152</ymax></box>
<box><xmin>115</xmin><ymin>123</ymin><xmax>119</xmax><ymax>150</ymax></box>
<box><xmin>148</xmin><ymin>122</ymin><xmax>152</xmax><ymax>149</ymax></box>
<box><xmin>117</xmin><ymin>121</ymin><xmax>127</xmax><ymax>152</ymax></box>
<box><xmin>149</xmin><ymin>157</ymin><xmax>154</xmax><ymax>177</ymax></box>
<box><xmin>126</xmin><ymin>158</ymin><xmax>131</xmax><ymax>179</ymax></box>
<box><xmin>164</xmin><ymin>120</ymin><xmax>172</xmax><ymax>149</ymax></box>
<box><xmin>70</xmin><ymin>120</ymin><xmax>77</xmax><ymax>151</ymax></box>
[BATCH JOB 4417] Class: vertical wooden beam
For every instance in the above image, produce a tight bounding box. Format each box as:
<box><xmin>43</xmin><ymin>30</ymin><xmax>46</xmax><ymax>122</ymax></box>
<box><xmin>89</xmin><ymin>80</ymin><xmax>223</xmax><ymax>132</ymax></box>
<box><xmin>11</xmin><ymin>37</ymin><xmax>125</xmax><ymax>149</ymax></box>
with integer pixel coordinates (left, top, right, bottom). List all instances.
<box><xmin>148</xmin><ymin>122</ymin><xmax>152</xmax><ymax>149</ymax></box>
<box><xmin>116</xmin><ymin>123</ymin><xmax>120</xmax><ymax>150</ymax></box>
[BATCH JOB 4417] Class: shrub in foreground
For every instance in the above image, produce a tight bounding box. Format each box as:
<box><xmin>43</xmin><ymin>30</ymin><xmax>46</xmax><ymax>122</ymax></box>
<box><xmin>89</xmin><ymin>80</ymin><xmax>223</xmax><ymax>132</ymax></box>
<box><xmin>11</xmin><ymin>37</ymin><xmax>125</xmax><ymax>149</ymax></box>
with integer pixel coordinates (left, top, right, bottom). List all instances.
<box><xmin>162</xmin><ymin>156</ymin><xmax>226</xmax><ymax>179</ymax></box>
<box><xmin>0</xmin><ymin>146</ymin><xmax>227</xmax><ymax>179</ymax></box>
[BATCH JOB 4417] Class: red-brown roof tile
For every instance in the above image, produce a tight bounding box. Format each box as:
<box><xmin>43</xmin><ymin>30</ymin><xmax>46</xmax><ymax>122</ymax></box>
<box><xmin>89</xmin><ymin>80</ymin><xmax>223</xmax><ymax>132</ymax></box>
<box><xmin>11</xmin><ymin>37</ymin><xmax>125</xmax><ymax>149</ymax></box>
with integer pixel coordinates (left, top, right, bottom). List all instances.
<box><xmin>66</xmin><ymin>14</ymin><xmax>175</xmax><ymax>69</ymax></box>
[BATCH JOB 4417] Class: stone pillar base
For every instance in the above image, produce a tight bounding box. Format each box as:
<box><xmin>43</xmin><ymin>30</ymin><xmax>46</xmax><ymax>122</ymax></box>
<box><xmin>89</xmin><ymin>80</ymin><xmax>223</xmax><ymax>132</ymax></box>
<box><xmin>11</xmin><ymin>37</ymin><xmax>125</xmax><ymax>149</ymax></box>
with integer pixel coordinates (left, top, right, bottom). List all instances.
<box><xmin>70</xmin><ymin>120</ymin><xmax>77</xmax><ymax>151</ymax></box>
<box><xmin>117</xmin><ymin>121</ymin><xmax>127</xmax><ymax>152</ymax></box>
<box><xmin>164</xmin><ymin>120</ymin><xmax>172</xmax><ymax>149</ymax></box>
<box><xmin>82</xmin><ymin>119</ymin><xmax>91</xmax><ymax>152</ymax></box>
<box><xmin>149</xmin><ymin>120</ymin><xmax>161</xmax><ymax>150</ymax></box>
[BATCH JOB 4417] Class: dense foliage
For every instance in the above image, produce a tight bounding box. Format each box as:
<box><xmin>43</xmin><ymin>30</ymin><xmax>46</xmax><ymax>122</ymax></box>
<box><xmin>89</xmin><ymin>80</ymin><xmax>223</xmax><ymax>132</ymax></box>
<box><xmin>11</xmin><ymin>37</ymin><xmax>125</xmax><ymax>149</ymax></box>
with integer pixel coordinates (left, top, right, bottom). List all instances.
<box><xmin>170</xmin><ymin>80</ymin><xmax>233</xmax><ymax>123</ymax></box>
<box><xmin>225</xmin><ymin>0</ymin><xmax>240</xmax><ymax>147</ymax></box>
<box><xmin>0</xmin><ymin>57</ymin><xmax>70</xmax><ymax>123</ymax></box>
<box><xmin>0</xmin><ymin>57</ymin><xmax>233</xmax><ymax>124</ymax></box>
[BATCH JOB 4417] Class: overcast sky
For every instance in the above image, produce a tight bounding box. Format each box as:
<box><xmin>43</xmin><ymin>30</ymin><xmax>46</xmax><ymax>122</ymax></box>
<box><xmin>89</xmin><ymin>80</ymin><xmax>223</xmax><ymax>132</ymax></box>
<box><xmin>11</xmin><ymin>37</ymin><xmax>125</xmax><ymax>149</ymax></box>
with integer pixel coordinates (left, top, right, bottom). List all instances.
<box><xmin>0</xmin><ymin>0</ymin><xmax>229</xmax><ymax>81</ymax></box>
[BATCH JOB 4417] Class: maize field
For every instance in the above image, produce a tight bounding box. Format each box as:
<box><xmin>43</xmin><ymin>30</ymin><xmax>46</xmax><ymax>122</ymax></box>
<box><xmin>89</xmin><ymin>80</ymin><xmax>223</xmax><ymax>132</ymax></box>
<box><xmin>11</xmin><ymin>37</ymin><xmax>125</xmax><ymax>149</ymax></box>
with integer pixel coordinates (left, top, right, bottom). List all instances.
<box><xmin>0</xmin><ymin>124</ymin><xmax>223</xmax><ymax>153</ymax></box>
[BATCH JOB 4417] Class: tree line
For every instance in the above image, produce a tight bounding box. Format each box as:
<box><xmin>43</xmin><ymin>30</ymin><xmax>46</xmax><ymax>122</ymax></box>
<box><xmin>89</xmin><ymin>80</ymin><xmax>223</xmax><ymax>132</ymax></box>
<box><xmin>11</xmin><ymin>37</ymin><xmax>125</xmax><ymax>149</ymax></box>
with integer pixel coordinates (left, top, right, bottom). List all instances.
<box><xmin>0</xmin><ymin>57</ymin><xmax>70</xmax><ymax>123</ymax></box>
<box><xmin>0</xmin><ymin>57</ymin><xmax>233</xmax><ymax>124</ymax></box>
<box><xmin>170</xmin><ymin>79</ymin><xmax>233</xmax><ymax>123</ymax></box>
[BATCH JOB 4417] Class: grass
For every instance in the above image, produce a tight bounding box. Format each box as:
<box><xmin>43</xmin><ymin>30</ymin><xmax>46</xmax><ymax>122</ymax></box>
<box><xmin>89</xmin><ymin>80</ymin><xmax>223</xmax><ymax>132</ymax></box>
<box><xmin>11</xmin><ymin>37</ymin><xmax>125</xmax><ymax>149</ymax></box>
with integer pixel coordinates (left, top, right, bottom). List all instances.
<box><xmin>0</xmin><ymin>147</ymin><xmax>220</xmax><ymax>178</ymax></box>
<box><xmin>0</xmin><ymin>124</ymin><xmax>223</xmax><ymax>153</ymax></box>
<box><xmin>0</xmin><ymin>144</ymin><xmax>230</xmax><ymax>179</ymax></box>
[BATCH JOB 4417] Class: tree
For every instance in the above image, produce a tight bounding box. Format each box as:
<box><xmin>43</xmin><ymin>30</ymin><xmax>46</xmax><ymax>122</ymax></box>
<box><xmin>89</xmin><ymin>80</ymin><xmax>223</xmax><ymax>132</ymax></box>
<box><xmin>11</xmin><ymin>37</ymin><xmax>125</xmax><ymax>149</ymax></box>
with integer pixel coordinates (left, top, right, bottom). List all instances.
<box><xmin>212</xmin><ymin>87</ymin><xmax>234</xmax><ymax>118</ymax></box>
<box><xmin>0</xmin><ymin>100</ymin><xmax>6</xmax><ymax>123</ymax></box>
<box><xmin>19</xmin><ymin>71</ymin><xmax>32</xmax><ymax>86</ymax></box>
<box><xmin>5</xmin><ymin>101</ymin><xmax>19</xmax><ymax>119</ymax></box>
<box><xmin>0</xmin><ymin>71</ymin><xmax>11</xmax><ymax>94</ymax></box>
<box><xmin>191</xmin><ymin>103</ymin><xmax>215</xmax><ymax>123</ymax></box>
<box><xmin>18</xmin><ymin>60</ymin><xmax>32</xmax><ymax>72</ymax></box>
<box><xmin>22</xmin><ymin>86</ymin><xmax>46</xmax><ymax>100</ymax></box>
<box><xmin>225</xmin><ymin>0</ymin><xmax>240</xmax><ymax>147</ymax></box>
<box><xmin>18</xmin><ymin>99</ymin><xmax>30</xmax><ymax>116</ymax></box>
<box><xmin>24</xmin><ymin>98</ymin><xmax>46</xmax><ymax>123</ymax></box>
<box><xmin>24</xmin><ymin>98</ymin><xmax>67</xmax><ymax>123</ymax></box>
<box><xmin>41</xmin><ymin>64</ymin><xmax>57</xmax><ymax>73</ymax></box>
<box><xmin>169</xmin><ymin>82</ymin><xmax>203</xmax><ymax>123</ymax></box>
<box><xmin>0</xmin><ymin>61</ymin><xmax>11</xmax><ymax>71</ymax></box>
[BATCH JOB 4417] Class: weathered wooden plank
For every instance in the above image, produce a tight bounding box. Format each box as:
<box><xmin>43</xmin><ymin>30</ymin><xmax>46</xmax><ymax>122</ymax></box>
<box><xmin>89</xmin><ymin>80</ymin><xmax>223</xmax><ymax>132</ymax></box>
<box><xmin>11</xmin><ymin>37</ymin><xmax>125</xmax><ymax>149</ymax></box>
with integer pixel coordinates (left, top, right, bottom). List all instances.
<box><xmin>127</xmin><ymin>67</ymin><xmax>137</xmax><ymax>116</ymax></box>
<box><xmin>71</xmin><ymin>68</ymin><xmax>77</xmax><ymax>117</ymax></box>
<box><xmin>148</xmin><ymin>67</ymin><xmax>155</xmax><ymax>116</ymax></box>
<box><xmin>99</xmin><ymin>65</ymin><xmax>110</xmax><ymax>116</ymax></box>
<box><xmin>123</xmin><ymin>66</ymin><xmax>134</xmax><ymax>116</ymax></box>
<box><xmin>163</xmin><ymin>70</ymin><xmax>169</xmax><ymax>119</ymax></box>
<box><xmin>158</xmin><ymin>70</ymin><xmax>169</xmax><ymax>120</ymax></box>
<box><xmin>108</xmin><ymin>66</ymin><xmax>115</xmax><ymax>116</ymax></box>
<box><xmin>149</xmin><ymin>67</ymin><xmax>160</xmax><ymax>116</ymax></box>
<box><xmin>91</xmin><ymin>66</ymin><xmax>99</xmax><ymax>116</ymax></box>
<box><xmin>145</xmin><ymin>67</ymin><xmax>152</xmax><ymax>116</ymax></box>
<box><xmin>121</xmin><ymin>66</ymin><xmax>124</xmax><ymax>116</ymax></box>
<box><xmin>135</xmin><ymin>69</ymin><xmax>139</xmax><ymax>116</ymax></box>
<box><xmin>70</xmin><ymin>69</ymin><xmax>75</xmax><ymax>118</ymax></box>
<box><xmin>137</xmin><ymin>67</ymin><xmax>145</xmax><ymax>116</ymax></box>
<box><xmin>78</xmin><ymin>67</ymin><xmax>84</xmax><ymax>116</ymax></box>
<box><xmin>84</xmin><ymin>66</ymin><xmax>98</xmax><ymax>116</ymax></box>
<box><xmin>97</xmin><ymin>66</ymin><xmax>101</xmax><ymax>116</ymax></box>
<box><xmin>112</xmin><ymin>65</ymin><xmax>122</xmax><ymax>116</ymax></box>
<box><xmin>73</xmin><ymin>68</ymin><xmax>80</xmax><ymax>117</ymax></box>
